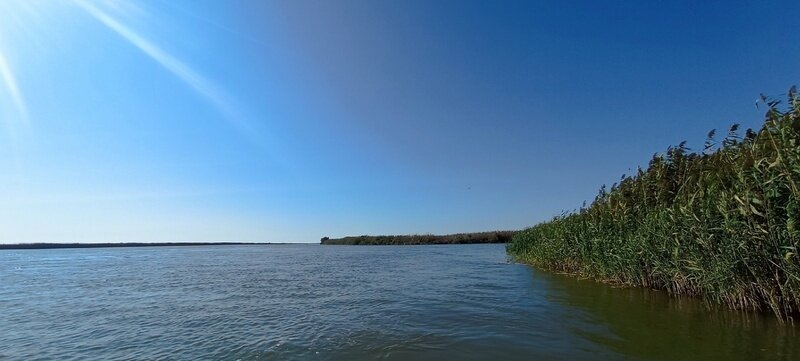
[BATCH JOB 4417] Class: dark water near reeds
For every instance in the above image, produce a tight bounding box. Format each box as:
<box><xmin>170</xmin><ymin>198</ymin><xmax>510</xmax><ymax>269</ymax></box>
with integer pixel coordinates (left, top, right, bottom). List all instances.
<box><xmin>1</xmin><ymin>244</ymin><xmax>798</xmax><ymax>360</ymax></box>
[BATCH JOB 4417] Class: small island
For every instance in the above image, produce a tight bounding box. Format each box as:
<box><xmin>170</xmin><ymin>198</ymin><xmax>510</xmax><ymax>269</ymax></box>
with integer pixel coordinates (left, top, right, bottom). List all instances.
<box><xmin>320</xmin><ymin>231</ymin><xmax>517</xmax><ymax>245</ymax></box>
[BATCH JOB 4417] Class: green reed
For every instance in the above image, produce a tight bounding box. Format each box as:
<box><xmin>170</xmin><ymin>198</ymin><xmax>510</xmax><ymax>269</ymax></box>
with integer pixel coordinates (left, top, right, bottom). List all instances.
<box><xmin>508</xmin><ymin>88</ymin><xmax>800</xmax><ymax>320</ymax></box>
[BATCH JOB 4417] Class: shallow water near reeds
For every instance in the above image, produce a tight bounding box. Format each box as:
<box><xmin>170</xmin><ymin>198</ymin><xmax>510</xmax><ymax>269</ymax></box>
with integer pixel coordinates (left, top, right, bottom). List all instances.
<box><xmin>1</xmin><ymin>244</ymin><xmax>797</xmax><ymax>360</ymax></box>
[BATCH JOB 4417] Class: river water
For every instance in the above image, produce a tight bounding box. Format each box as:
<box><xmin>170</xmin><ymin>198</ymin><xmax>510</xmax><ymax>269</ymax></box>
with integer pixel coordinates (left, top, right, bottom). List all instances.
<box><xmin>0</xmin><ymin>244</ymin><xmax>797</xmax><ymax>360</ymax></box>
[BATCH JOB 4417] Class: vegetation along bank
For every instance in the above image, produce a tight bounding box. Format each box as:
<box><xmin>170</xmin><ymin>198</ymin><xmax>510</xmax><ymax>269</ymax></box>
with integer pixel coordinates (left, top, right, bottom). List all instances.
<box><xmin>321</xmin><ymin>231</ymin><xmax>517</xmax><ymax>245</ymax></box>
<box><xmin>508</xmin><ymin>89</ymin><xmax>800</xmax><ymax>319</ymax></box>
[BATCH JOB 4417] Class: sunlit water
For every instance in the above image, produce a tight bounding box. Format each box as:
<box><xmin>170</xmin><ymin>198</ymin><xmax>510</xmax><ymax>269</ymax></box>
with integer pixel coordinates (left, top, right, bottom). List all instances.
<box><xmin>1</xmin><ymin>244</ymin><xmax>797</xmax><ymax>360</ymax></box>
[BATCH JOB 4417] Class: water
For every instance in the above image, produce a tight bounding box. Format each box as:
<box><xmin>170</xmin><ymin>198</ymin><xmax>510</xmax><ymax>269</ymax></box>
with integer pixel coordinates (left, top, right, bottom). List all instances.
<box><xmin>0</xmin><ymin>244</ymin><xmax>797</xmax><ymax>360</ymax></box>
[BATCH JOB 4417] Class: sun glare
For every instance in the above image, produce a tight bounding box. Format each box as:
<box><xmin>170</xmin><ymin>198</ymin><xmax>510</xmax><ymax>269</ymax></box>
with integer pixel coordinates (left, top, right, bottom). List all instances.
<box><xmin>0</xmin><ymin>0</ymin><xmax>44</xmax><ymax>128</ymax></box>
<box><xmin>0</xmin><ymin>0</ymin><xmax>77</xmax><ymax>129</ymax></box>
<box><xmin>0</xmin><ymin>0</ymin><xmax>242</xmax><ymax>134</ymax></box>
<box><xmin>0</xmin><ymin>48</ymin><xmax>27</xmax><ymax>127</ymax></box>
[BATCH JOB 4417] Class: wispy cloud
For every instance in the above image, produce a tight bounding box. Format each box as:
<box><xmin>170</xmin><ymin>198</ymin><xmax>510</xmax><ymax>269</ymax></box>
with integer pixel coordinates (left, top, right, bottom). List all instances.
<box><xmin>0</xmin><ymin>47</ymin><xmax>29</xmax><ymax>126</ymax></box>
<box><xmin>72</xmin><ymin>0</ymin><xmax>249</xmax><ymax>131</ymax></box>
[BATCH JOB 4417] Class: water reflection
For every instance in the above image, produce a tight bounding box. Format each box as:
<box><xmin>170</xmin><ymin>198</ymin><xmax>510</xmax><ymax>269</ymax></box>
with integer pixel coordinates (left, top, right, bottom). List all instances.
<box><xmin>536</xmin><ymin>269</ymin><xmax>800</xmax><ymax>361</ymax></box>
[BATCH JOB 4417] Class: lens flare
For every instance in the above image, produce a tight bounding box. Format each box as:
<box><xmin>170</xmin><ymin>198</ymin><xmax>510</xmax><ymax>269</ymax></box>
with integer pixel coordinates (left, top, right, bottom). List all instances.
<box><xmin>0</xmin><ymin>47</ymin><xmax>27</xmax><ymax>126</ymax></box>
<box><xmin>72</xmin><ymin>0</ymin><xmax>247</xmax><ymax>131</ymax></box>
<box><xmin>0</xmin><ymin>0</ymin><xmax>248</xmax><ymax>133</ymax></box>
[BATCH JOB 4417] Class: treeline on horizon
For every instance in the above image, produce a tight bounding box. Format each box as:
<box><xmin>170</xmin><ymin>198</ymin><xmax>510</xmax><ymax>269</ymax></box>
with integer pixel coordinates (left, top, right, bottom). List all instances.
<box><xmin>507</xmin><ymin>88</ymin><xmax>800</xmax><ymax>319</ymax></box>
<box><xmin>321</xmin><ymin>231</ymin><xmax>517</xmax><ymax>245</ymax></box>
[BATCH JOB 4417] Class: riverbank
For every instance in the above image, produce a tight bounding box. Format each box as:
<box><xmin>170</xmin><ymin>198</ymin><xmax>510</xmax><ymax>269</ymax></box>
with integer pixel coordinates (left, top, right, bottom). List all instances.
<box><xmin>321</xmin><ymin>231</ymin><xmax>516</xmax><ymax>245</ymax></box>
<box><xmin>507</xmin><ymin>90</ymin><xmax>800</xmax><ymax>319</ymax></box>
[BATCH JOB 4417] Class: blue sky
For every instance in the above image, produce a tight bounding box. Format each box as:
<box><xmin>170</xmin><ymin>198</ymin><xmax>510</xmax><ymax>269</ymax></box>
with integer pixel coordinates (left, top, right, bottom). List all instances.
<box><xmin>0</xmin><ymin>0</ymin><xmax>798</xmax><ymax>243</ymax></box>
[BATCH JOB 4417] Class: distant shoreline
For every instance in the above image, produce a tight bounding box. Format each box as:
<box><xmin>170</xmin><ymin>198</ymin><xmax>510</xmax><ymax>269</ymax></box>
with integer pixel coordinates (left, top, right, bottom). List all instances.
<box><xmin>0</xmin><ymin>242</ymin><xmax>280</xmax><ymax>250</ymax></box>
<box><xmin>320</xmin><ymin>231</ymin><xmax>517</xmax><ymax>245</ymax></box>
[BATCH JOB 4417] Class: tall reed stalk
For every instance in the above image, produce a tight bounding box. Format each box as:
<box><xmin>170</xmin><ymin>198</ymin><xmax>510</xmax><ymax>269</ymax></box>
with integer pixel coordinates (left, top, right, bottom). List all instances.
<box><xmin>508</xmin><ymin>88</ymin><xmax>800</xmax><ymax>320</ymax></box>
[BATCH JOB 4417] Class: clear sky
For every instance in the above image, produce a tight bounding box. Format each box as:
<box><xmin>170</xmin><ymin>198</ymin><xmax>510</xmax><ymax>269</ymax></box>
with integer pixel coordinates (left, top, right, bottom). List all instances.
<box><xmin>0</xmin><ymin>0</ymin><xmax>798</xmax><ymax>243</ymax></box>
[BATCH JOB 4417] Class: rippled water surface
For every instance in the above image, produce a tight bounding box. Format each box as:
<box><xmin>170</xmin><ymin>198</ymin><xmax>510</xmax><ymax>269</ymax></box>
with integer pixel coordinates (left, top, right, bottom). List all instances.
<box><xmin>1</xmin><ymin>244</ymin><xmax>798</xmax><ymax>360</ymax></box>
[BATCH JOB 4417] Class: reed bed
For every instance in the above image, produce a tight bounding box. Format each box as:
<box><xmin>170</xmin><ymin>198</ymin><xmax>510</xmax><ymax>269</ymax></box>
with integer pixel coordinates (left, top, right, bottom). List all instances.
<box><xmin>508</xmin><ymin>89</ymin><xmax>800</xmax><ymax>319</ymax></box>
